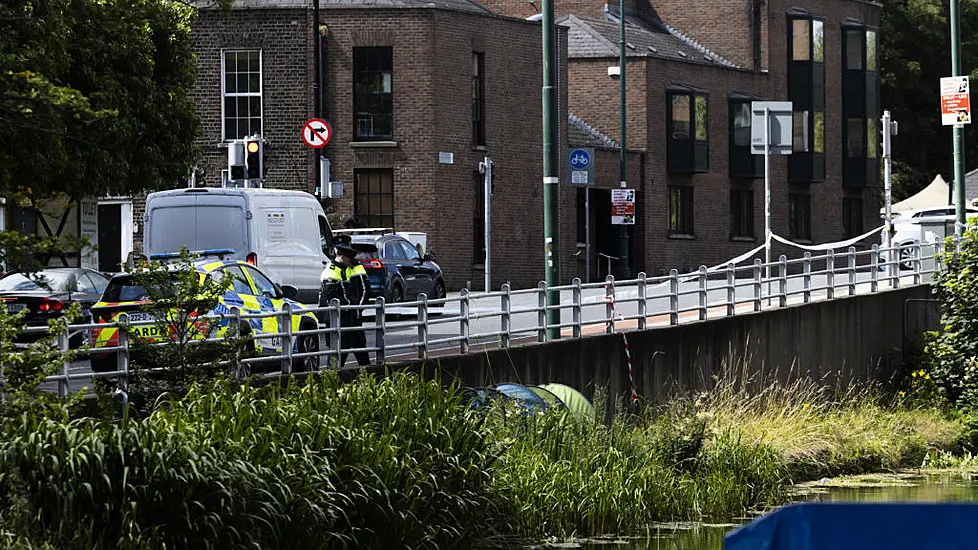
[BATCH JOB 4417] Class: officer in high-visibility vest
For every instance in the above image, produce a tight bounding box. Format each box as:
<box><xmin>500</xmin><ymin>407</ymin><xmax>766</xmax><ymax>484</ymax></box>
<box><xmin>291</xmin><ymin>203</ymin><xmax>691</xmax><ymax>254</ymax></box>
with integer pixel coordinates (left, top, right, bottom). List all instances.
<box><xmin>320</xmin><ymin>241</ymin><xmax>370</xmax><ymax>366</ymax></box>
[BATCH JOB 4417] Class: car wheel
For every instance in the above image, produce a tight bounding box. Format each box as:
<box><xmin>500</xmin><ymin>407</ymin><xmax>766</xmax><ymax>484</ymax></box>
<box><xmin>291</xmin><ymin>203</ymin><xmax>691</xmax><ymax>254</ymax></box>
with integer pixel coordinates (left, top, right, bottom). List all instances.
<box><xmin>899</xmin><ymin>244</ymin><xmax>917</xmax><ymax>271</ymax></box>
<box><xmin>296</xmin><ymin>319</ymin><xmax>320</xmax><ymax>372</ymax></box>
<box><xmin>390</xmin><ymin>282</ymin><xmax>404</xmax><ymax>304</ymax></box>
<box><xmin>433</xmin><ymin>279</ymin><xmax>446</xmax><ymax>300</ymax></box>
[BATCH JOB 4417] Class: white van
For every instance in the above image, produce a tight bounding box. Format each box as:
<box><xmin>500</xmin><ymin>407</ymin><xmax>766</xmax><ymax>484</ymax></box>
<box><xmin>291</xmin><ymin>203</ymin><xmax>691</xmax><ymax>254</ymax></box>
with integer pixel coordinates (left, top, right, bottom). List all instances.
<box><xmin>143</xmin><ymin>188</ymin><xmax>334</xmax><ymax>304</ymax></box>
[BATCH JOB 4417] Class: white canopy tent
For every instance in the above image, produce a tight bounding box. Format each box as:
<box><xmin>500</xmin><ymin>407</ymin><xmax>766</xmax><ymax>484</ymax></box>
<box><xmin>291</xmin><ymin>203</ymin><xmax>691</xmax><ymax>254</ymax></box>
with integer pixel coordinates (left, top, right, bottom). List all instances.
<box><xmin>887</xmin><ymin>174</ymin><xmax>950</xmax><ymax>214</ymax></box>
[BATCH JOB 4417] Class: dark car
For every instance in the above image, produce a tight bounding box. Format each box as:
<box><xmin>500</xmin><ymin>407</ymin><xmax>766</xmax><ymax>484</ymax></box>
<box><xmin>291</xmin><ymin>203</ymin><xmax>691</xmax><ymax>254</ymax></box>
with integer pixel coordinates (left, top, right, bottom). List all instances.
<box><xmin>350</xmin><ymin>234</ymin><xmax>445</xmax><ymax>303</ymax></box>
<box><xmin>0</xmin><ymin>268</ymin><xmax>110</xmax><ymax>347</ymax></box>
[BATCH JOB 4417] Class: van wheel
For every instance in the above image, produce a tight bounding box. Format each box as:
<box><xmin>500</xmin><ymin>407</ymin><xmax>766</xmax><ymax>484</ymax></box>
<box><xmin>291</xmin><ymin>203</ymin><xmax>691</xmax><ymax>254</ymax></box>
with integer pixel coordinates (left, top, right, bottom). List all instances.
<box><xmin>297</xmin><ymin>320</ymin><xmax>320</xmax><ymax>372</ymax></box>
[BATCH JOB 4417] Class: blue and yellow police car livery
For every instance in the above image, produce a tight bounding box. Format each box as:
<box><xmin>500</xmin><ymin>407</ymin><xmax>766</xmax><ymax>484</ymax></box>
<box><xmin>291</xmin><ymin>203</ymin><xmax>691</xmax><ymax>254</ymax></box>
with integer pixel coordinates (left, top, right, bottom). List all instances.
<box><xmin>90</xmin><ymin>249</ymin><xmax>321</xmax><ymax>373</ymax></box>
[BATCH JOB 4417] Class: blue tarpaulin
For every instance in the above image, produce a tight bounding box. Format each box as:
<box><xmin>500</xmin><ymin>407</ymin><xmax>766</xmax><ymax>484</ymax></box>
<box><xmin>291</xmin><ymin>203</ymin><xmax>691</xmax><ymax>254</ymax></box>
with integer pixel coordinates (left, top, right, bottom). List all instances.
<box><xmin>724</xmin><ymin>502</ymin><xmax>978</xmax><ymax>550</ymax></box>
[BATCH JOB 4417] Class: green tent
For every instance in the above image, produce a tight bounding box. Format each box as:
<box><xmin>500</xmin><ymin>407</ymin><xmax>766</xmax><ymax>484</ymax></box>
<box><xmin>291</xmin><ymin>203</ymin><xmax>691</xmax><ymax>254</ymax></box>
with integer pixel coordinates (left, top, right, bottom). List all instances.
<box><xmin>536</xmin><ymin>383</ymin><xmax>594</xmax><ymax>421</ymax></box>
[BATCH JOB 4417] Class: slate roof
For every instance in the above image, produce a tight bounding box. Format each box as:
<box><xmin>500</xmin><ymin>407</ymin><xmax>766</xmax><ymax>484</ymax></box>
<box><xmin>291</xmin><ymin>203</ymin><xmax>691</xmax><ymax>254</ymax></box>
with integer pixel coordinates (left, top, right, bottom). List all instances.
<box><xmin>558</xmin><ymin>13</ymin><xmax>737</xmax><ymax>68</ymax></box>
<box><xmin>197</xmin><ymin>0</ymin><xmax>491</xmax><ymax>14</ymax></box>
<box><xmin>568</xmin><ymin>113</ymin><xmax>619</xmax><ymax>150</ymax></box>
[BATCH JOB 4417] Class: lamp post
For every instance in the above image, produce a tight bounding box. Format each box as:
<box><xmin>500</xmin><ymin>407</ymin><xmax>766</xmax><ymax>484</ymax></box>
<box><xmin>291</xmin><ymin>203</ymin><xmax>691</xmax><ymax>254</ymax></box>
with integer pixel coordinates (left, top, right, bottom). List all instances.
<box><xmin>541</xmin><ymin>0</ymin><xmax>560</xmax><ymax>339</ymax></box>
<box><xmin>950</xmin><ymin>0</ymin><xmax>967</xmax><ymax>236</ymax></box>
<box><xmin>617</xmin><ymin>0</ymin><xmax>631</xmax><ymax>279</ymax></box>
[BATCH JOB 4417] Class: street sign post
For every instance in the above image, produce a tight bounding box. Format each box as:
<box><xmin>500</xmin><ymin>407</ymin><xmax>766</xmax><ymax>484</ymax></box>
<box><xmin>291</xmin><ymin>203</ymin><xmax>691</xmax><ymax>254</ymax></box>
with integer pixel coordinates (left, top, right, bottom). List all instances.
<box><xmin>567</xmin><ymin>147</ymin><xmax>595</xmax><ymax>280</ymax></box>
<box><xmin>302</xmin><ymin>118</ymin><xmax>332</xmax><ymax>148</ymax></box>
<box><xmin>751</xmin><ymin>101</ymin><xmax>792</xmax><ymax>301</ymax></box>
<box><xmin>611</xmin><ymin>188</ymin><xmax>635</xmax><ymax>225</ymax></box>
<box><xmin>941</xmin><ymin>76</ymin><xmax>971</xmax><ymax>126</ymax></box>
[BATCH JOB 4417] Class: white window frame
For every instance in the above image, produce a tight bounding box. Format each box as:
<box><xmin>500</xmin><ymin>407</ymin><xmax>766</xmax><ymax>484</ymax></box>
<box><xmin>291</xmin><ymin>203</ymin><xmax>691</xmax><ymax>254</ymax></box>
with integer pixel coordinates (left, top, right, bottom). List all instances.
<box><xmin>220</xmin><ymin>49</ymin><xmax>264</xmax><ymax>142</ymax></box>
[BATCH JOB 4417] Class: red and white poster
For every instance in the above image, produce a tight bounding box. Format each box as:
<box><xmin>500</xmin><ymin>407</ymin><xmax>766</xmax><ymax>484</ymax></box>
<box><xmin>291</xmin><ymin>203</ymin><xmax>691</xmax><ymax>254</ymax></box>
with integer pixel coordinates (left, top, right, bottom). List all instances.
<box><xmin>941</xmin><ymin>76</ymin><xmax>971</xmax><ymax>126</ymax></box>
<box><xmin>611</xmin><ymin>189</ymin><xmax>635</xmax><ymax>225</ymax></box>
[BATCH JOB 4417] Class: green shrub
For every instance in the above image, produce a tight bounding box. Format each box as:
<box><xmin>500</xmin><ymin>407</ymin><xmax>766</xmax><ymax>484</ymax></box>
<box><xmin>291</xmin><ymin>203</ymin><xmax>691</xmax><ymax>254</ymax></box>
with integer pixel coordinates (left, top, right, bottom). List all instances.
<box><xmin>925</xmin><ymin>222</ymin><xmax>978</xmax><ymax>410</ymax></box>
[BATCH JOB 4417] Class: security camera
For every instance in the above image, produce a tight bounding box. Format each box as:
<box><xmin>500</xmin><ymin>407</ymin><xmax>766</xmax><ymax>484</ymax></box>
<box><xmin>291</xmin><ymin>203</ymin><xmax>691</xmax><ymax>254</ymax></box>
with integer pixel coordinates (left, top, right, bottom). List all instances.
<box><xmin>607</xmin><ymin>66</ymin><xmax>621</xmax><ymax>79</ymax></box>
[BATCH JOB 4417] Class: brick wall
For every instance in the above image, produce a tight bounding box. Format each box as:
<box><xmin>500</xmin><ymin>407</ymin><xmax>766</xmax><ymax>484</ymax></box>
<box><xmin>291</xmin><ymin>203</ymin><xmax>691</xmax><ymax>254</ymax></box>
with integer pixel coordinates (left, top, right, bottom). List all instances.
<box><xmin>566</xmin><ymin>0</ymin><xmax>882</xmax><ymax>277</ymax></box>
<box><xmin>191</xmin><ymin>8</ymin><xmax>313</xmax><ymax>192</ymax></box>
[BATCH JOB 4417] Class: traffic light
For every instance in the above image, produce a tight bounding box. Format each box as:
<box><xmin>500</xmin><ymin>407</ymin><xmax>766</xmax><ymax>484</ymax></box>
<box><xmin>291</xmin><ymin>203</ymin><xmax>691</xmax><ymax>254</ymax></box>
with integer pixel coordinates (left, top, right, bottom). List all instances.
<box><xmin>245</xmin><ymin>138</ymin><xmax>263</xmax><ymax>180</ymax></box>
<box><xmin>228</xmin><ymin>140</ymin><xmax>246</xmax><ymax>181</ymax></box>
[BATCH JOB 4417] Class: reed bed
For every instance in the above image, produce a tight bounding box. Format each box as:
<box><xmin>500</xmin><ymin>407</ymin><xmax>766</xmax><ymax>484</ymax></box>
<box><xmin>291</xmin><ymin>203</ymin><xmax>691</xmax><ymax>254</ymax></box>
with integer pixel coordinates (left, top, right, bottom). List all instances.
<box><xmin>0</xmin><ymin>370</ymin><xmax>966</xmax><ymax>547</ymax></box>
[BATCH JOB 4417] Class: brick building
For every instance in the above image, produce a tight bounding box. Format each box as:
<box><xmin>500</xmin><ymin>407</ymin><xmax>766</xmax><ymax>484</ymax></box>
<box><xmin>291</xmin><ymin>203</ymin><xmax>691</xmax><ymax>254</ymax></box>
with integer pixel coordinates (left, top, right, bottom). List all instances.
<box><xmin>184</xmin><ymin>0</ymin><xmax>602</xmax><ymax>291</ymax></box>
<box><xmin>487</xmin><ymin>0</ymin><xmax>881</xmax><ymax>275</ymax></box>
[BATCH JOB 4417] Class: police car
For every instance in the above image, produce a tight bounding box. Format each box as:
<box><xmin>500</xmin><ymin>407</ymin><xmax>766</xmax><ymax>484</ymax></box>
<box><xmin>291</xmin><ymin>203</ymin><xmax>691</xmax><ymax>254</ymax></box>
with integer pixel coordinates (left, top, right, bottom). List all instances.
<box><xmin>90</xmin><ymin>249</ymin><xmax>321</xmax><ymax>373</ymax></box>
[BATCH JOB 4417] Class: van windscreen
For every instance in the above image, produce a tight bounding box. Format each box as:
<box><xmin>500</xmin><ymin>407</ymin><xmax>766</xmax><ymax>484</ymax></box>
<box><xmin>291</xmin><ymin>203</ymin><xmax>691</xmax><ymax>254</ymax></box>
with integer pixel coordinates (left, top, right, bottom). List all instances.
<box><xmin>147</xmin><ymin>205</ymin><xmax>247</xmax><ymax>258</ymax></box>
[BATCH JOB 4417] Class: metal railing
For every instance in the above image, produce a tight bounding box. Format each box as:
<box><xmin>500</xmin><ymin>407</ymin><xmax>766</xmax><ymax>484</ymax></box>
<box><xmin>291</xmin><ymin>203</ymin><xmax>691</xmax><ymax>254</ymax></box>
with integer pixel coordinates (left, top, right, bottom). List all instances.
<box><xmin>27</xmin><ymin>239</ymin><xmax>948</xmax><ymax>395</ymax></box>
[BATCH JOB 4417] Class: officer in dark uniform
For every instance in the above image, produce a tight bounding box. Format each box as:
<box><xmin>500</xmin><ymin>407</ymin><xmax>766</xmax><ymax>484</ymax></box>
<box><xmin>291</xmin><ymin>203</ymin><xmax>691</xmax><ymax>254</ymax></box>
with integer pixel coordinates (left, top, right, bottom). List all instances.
<box><xmin>319</xmin><ymin>241</ymin><xmax>371</xmax><ymax>367</ymax></box>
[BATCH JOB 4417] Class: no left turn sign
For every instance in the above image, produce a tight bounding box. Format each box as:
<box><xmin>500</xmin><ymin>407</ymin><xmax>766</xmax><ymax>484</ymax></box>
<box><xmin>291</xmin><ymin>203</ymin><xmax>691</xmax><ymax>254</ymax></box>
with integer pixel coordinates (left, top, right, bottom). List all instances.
<box><xmin>302</xmin><ymin>118</ymin><xmax>332</xmax><ymax>148</ymax></box>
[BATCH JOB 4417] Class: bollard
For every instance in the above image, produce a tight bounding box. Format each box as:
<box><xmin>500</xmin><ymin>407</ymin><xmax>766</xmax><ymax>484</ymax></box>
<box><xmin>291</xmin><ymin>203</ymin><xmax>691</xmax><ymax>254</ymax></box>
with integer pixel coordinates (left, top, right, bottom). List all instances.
<box><xmin>848</xmin><ymin>246</ymin><xmax>856</xmax><ymax>296</ymax></box>
<box><xmin>417</xmin><ymin>293</ymin><xmax>428</xmax><ymax>359</ymax></box>
<box><xmin>501</xmin><ymin>283</ymin><xmax>512</xmax><ymax>348</ymax></box>
<box><xmin>572</xmin><ymin>278</ymin><xmax>582</xmax><ymax>338</ymax></box>
<box><xmin>669</xmin><ymin>269</ymin><xmax>679</xmax><ymax>325</ymax></box>
<box><xmin>726</xmin><ymin>263</ymin><xmax>735</xmax><ymax>317</ymax></box>
<box><xmin>803</xmin><ymin>252</ymin><xmax>812</xmax><ymax>304</ymax></box>
<box><xmin>753</xmin><ymin>259</ymin><xmax>762</xmax><ymax>312</ymax></box>
<box><xmin>280</xmin><ymin>302</ymin><xmax>293</xmax><ymax>375</ymax></box>
<box><xmin>605</xmin><ymin>275</ymin><xmax>616</xmax><ymax>334</ymax></box>
<box><xmin>698</xmin><ymin>266</ymin><xmax>707</xmax><ymax>321</ymax></box>
<box><xmin>374</xmin><ymin>297</ymin><xmax>386</xmax><ymax>366</ymax></box>
<box><xmin>637</xmin><ymin>272</ymin><xmax>647</xmax><ymax>330</ymax></box>
<box><xmin>329</xmin><ymin>299</ymin><xmax>342</xmax><ymax>369</ymax></box>
<box><xmin>778</xmin><ymin>255</ymin><xmax>787</xmax><ymax>308</ymax></box>
<box><xmin>460</xmin><ymin>289</ymin><xmax>470</xmax><ymax>355</ymax></box>
<box><xmin>537</xmin><ymin>282</ymin><xmax>547</xmax><ymax>342</ymax></box>
<box><xmin>826</xmin><ymin>249</ymin><xmax>835</xmax><ymax>300</ymax></box>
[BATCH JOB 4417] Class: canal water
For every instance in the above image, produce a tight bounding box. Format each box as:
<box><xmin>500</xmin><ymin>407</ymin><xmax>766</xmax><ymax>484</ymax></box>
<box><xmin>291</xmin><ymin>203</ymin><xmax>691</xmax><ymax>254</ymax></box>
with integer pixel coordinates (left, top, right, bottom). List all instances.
<box><xmin>557</xmin><ymin>471</ymin><xmax>978</xmax><ymax>550</ymax></box>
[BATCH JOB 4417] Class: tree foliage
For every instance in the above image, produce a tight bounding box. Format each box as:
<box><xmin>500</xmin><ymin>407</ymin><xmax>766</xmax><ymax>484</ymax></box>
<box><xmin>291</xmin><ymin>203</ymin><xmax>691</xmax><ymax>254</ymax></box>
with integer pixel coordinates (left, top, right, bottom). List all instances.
<box><xmin>0</xmin><ymin>0</ymin><xmax>200</xmax><ymax>201</ymax></box>
<box><xmin>881</xmin><ymin>0</ymin><xmax>978</xmax><ymax>201</ymax></box>
<box><xmin>926</xmin><ymin>222</ymin><xmax>978</xmax><ymax>409</ymax></box>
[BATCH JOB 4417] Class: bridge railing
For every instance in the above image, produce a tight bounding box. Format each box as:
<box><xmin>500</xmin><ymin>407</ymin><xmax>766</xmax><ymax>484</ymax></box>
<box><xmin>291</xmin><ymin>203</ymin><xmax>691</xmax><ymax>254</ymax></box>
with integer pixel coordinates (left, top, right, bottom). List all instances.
<box><xmin>16</xmin><ymin>238</ymin><xmax>949</xmax><ymax>395</ymax></box>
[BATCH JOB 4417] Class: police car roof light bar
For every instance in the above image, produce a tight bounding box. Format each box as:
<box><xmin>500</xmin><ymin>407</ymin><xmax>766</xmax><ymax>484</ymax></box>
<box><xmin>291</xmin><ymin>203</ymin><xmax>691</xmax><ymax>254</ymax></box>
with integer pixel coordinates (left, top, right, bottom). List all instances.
<box><xmin>148</xmin><ymin>248</ymin><xmax>237</xmax><ymax>261</ymax></box>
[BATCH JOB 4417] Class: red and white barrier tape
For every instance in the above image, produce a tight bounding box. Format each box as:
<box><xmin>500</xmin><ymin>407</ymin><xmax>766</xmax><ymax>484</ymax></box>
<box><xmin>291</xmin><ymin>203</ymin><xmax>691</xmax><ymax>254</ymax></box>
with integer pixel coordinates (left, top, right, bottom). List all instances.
<box><xmin>606</xmin><ymin>282</ymin><xmax>639</xmax><ymax>405</ymax></box>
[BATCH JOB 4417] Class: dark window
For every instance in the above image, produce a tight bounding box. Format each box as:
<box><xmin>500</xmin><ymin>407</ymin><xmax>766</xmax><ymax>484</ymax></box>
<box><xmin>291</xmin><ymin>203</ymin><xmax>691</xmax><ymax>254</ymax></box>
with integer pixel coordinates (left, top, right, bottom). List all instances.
<box><xmin>730</xmin><ymin>189</ymin><xmax>755</xmax><ymax>239</ymax></box>
<box><xmin>473</xmin><ymin>170</ymin><xmax>485</xmax><ymax>263</ymax></box>
<box><xmin>668</xmin><ymin>186</ymin><xmax>694</xmax><ymax>235</ymax></box>
<box><xmin>667</xmin><ymin>91</ymin><xmax>709</xmax><ymax>173</ymax></box>
<box><xmin>842</xmin><ymin>26</ymin><xmax>880</xmax><ymax>187</ymax></box>
<box><xmin>729</xmin><ymin>99</ymin><xmax>761</xmax><ymax>178</ymax></box>
<box><xmin>354</xmin><ymin>169</ymin><xmax>394</xmax><ymax>228</ymax></box>
<box><xmin>846</xmin><ymin>118</ymin><xmax>864</xmax><ymax>157</ymax></box>
<box><xmin>472</xmin><ymin>53</ymin><xmax>485</xmax><ymax>146</ymax></box>
<box><xmin>788</xmin><ymin>16</ymin><xmax>826</xmax><ymax>183</ymax></box>
<box><xmin>843</xmin><ymin>197</ymin><xmax>864</xmax><ymax>238</ymax></box>
<box><xmin>222</xmin><ymin>50</ymin><xmax>262</xmax><ymax>140</ymax></box>
<box><xmin>846</xmin><ymin>29</ymin><xmax>864</xmax><ymax>70</ymax></box>
<box><xmin>353</xmin><ymin>47</ymin><xmax>393</xmax><ymax>140</ymax></box>
<box><xmin>789</xmin><ymin>194</ymin><xmax>812</xmax><ymax>241</ymax></box>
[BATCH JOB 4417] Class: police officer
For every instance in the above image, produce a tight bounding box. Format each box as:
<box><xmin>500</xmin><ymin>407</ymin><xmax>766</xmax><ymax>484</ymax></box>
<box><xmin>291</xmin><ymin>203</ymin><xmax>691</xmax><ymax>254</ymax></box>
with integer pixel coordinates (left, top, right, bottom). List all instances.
<box><xmin>320</xmin><ymin>241</ymin><xmax>371</xmax><ymax>366</ymax></box>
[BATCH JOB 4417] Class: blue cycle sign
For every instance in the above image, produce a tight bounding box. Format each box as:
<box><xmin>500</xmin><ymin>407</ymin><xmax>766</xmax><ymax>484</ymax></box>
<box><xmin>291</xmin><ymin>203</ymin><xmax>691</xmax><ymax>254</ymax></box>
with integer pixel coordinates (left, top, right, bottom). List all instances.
<box><xmin>569</xmin><ymin>149</ymin><xmax>591</xmax><ymax>169</ymax></box>
<box><xmin>566</xmin><ymin>147</ymin><xmax>595</xmax><ymax>186</ymax></box>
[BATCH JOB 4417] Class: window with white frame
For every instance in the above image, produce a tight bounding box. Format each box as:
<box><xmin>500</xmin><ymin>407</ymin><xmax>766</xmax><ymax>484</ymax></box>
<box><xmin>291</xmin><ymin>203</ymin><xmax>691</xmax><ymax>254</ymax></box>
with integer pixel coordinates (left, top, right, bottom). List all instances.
<box><xmin>222</xmin><ymin>50</ymin><xmax>262</xmax><ymax>140</ymax></box>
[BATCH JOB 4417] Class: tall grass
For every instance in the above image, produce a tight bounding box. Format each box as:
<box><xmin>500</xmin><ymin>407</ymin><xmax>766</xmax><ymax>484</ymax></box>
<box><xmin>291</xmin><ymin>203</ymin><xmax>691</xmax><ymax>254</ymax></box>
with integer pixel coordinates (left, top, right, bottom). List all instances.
<box><xmin>0</xmin><ymin>370</ymin><xmax>966</xmax><ymax>547</ymax></box>
<box><xmin>0</xmin><ymin>373</ymin><xmax>503</xmax><ymax>549</ymax></box>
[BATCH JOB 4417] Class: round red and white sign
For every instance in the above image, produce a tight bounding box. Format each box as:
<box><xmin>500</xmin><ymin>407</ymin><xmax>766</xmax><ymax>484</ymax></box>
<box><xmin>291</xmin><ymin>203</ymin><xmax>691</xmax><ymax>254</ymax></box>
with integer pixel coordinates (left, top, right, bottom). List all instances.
<box><xmin>302</xmin><ymin>118</ymin><xmax>332</xmax><ymax>148</ymax></box>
